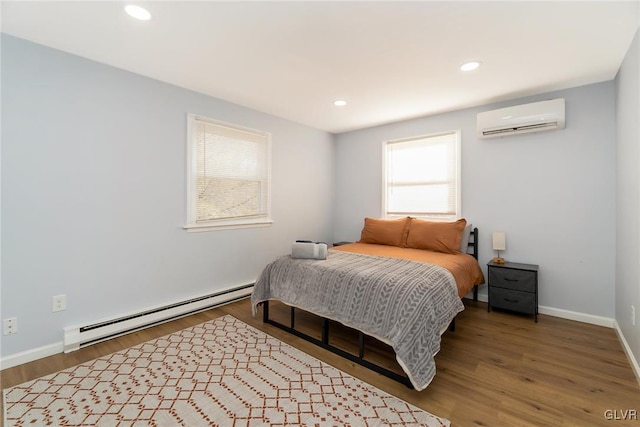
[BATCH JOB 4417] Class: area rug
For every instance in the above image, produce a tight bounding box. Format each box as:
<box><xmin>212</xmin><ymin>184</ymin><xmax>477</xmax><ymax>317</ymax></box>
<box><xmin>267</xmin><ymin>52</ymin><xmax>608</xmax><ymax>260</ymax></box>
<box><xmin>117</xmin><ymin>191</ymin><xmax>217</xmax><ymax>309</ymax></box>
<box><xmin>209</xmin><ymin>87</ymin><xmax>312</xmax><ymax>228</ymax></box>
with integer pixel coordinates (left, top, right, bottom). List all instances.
<box><xmin>3</xmin><ymin>315</ymin><xmax>449</xmax><ymax>426</ymax></box>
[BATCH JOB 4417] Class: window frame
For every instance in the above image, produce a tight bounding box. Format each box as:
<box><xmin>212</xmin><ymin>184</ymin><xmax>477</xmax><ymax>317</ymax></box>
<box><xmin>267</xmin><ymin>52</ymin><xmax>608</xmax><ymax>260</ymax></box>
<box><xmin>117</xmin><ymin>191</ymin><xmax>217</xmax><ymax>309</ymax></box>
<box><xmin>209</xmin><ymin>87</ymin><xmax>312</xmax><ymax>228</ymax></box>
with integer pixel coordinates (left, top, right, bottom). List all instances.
<box><xmin>184</xmin><ymin>114</ymin><xmax>273</xmax><ymax>232</ymax></box>
<box><xmin>382</xmin><ymin>130</ymin><xmax>461</xmax><ymax>221</ymax></box>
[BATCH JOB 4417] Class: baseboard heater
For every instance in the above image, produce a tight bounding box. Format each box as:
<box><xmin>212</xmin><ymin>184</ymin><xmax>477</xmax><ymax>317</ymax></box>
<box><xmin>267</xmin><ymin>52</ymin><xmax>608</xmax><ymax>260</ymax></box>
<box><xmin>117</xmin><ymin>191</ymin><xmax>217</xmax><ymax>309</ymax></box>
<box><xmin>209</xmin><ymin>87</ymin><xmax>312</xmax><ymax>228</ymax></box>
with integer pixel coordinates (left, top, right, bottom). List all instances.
<box><xmin>63</xmin><ymin>283</ymin><xmax>253</xmax><ymax>353</ymax></box>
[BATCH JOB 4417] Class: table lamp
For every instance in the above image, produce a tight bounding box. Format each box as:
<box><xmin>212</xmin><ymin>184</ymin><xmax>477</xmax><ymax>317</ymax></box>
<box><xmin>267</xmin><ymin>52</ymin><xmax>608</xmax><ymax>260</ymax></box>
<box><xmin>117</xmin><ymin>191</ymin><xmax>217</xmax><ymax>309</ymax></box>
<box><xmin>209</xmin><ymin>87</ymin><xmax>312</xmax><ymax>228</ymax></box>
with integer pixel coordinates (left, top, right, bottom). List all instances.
<box><xmin>492</xmin><ymin>231</ymin><xmax>506</xmax><ymax>264</ymax></box>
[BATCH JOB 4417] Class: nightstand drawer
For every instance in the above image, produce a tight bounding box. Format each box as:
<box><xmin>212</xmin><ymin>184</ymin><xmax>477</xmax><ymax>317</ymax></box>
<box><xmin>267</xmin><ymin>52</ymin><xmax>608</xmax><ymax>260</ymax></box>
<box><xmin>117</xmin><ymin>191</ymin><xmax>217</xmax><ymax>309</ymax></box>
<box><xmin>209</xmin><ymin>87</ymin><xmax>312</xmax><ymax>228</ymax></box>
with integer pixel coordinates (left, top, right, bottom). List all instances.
<box><xmin>489</xmin><ymin>288</ymin><xmax>536</xmax><ymax>314</ymax></box>
<box><xmin>488</xmin><ymin>268</ymin><xmax>536</xmax><ymax>292</ymax></box>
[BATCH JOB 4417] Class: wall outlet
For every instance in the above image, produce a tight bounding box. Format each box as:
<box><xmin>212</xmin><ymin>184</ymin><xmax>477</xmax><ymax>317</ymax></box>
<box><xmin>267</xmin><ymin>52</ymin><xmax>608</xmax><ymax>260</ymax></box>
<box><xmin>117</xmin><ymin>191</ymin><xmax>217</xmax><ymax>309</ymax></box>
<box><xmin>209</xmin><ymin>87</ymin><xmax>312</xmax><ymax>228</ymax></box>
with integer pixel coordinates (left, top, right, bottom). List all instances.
<box><xmin>632</xmin><ymin>305</ymin><xmax>636</xmax><ymax>327</ymax></box>
<box><xmin>3</xmin><ymin>317</ymin><xmax>17</xmax><ymax>335</ymax></box>
<box><xmin>53</xmin><ymin>294</ymin><xmax>67</xmax><ymax>312</ymax></box>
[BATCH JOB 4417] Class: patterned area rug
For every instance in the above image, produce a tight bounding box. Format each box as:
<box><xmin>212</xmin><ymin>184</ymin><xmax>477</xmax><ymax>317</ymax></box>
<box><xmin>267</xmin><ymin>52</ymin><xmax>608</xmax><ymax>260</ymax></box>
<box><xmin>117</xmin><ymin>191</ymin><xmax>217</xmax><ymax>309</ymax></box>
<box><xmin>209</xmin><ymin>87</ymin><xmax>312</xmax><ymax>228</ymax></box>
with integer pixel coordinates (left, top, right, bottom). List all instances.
<box><xmin>4</xmin><ymin>315</ymin><xmax>449</xmax><ymax>426</ymax></box>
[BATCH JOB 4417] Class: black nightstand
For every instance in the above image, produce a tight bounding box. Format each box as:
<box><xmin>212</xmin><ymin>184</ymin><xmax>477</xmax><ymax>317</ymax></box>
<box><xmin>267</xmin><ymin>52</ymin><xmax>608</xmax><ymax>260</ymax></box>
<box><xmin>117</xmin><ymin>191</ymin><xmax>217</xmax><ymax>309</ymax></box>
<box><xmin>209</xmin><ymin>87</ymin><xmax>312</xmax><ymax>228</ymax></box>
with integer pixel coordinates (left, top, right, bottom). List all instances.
<box><xmin>487</xmin><ymin>261</ymin><xmax>539</xmax><ymax>322</ymax></box>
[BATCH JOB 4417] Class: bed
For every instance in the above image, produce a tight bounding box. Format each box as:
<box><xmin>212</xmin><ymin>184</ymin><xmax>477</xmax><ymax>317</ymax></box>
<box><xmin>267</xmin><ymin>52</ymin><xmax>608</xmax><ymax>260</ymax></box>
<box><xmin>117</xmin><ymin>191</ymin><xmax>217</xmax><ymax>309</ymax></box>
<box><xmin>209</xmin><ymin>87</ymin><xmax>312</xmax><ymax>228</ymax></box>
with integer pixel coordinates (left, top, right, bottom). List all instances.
<box><xmin>251</xmin><ymin>217</ymin><xmax>485</xmax><ymax>390</ymax></box>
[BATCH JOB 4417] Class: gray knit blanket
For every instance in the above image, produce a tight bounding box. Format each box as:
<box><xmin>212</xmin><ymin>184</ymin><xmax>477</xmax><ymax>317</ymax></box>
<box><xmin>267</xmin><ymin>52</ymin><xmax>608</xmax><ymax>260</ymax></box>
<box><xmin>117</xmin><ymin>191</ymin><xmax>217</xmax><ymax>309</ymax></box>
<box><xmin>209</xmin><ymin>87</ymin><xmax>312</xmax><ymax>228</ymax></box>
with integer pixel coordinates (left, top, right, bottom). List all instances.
<box><xmin>251</xmin><ymin>250</ymin><xmax>464</xmax><ymax>390</ymax></box>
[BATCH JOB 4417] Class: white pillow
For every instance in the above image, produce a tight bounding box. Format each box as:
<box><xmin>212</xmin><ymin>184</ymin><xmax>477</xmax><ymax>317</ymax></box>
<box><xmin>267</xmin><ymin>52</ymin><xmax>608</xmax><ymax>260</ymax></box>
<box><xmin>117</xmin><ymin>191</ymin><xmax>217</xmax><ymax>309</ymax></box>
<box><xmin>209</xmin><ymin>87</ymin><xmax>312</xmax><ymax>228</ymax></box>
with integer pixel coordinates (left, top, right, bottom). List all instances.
<box><xmin>292</xmin><ymin>242</ymin><xmax>328</xmax><ymax>260</ymax></box>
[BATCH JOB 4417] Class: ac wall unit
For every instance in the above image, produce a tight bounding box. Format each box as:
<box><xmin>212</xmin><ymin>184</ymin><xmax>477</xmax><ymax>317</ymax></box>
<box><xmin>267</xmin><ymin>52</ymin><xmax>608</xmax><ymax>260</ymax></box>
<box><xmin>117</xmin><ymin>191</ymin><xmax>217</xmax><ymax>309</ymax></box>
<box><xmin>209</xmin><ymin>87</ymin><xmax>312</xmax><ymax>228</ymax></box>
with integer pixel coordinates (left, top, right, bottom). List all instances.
<box><xmin>477</xmin><ymin>98</ymin><xmax>565</xmax><ymax>139</ymax></box>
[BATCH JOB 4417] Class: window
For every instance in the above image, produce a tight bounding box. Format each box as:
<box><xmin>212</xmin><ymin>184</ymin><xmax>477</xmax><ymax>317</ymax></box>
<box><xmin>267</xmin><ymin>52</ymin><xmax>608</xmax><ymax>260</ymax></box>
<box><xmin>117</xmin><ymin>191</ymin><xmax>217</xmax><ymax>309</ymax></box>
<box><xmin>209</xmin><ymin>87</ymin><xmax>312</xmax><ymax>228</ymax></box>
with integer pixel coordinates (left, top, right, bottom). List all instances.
<box><xmin>185</xmin><ymin>114</ymin><xmax>271</xmax><ymax>231</ymax></box>
<box><xmin>383</xmin><ymin>131</ymin><xmax>460</xmax><ymax>221</ymax></box>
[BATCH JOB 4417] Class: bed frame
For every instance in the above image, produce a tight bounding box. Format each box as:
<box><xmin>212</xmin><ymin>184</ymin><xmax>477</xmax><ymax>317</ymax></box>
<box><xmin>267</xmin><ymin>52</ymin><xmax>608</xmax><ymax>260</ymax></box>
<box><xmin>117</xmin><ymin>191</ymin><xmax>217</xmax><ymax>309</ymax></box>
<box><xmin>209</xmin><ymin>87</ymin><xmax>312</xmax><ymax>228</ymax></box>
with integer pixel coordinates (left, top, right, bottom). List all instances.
<box><xmin>260</xmin><ymin>227</ymin><xmax>480</xmax><ymax>389</ymax></box>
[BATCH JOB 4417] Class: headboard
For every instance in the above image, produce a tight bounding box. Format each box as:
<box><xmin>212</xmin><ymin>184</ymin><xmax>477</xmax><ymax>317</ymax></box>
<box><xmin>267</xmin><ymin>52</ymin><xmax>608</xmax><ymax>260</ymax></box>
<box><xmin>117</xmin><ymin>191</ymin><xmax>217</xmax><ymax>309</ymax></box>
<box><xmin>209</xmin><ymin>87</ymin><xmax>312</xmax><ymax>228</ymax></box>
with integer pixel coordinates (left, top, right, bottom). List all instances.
<box><xmin>468</xmin><ymin>227</ymin><xmax>479</xmax><ymax>260</ymax></box>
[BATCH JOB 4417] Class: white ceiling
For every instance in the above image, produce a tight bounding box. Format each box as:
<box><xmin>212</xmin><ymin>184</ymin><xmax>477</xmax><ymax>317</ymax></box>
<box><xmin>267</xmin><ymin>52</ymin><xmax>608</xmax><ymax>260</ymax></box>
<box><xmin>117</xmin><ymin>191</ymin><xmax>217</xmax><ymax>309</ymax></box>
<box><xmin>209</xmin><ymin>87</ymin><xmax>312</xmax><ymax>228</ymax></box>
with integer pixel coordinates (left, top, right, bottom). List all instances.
<box><xmin>2</xmin><ymin>1</ymin><xmax>639</xmax><ymax>133</ymax></box>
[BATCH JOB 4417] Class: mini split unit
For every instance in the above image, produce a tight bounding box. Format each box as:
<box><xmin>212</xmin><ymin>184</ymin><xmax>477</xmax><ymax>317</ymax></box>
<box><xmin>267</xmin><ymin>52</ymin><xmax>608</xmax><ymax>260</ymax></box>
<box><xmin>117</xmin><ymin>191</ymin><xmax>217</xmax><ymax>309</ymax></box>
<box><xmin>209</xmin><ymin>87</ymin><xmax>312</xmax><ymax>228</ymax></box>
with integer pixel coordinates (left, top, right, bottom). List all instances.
<box><xmin>477</xmin><ymin>98</ymin><xmax>565</xmax><ymax>139</ymax></box>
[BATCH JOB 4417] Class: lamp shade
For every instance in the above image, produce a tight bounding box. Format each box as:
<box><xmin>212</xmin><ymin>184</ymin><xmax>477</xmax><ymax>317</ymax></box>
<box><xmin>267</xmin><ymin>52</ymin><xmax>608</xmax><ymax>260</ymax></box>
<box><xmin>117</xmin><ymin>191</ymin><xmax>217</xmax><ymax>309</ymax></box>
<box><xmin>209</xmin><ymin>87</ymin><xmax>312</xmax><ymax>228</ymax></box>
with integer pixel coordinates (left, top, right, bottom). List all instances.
<box><xmin>492</xmin><ymin>231</ymin><xmax>506</xmax><ymax>251</ymax></box>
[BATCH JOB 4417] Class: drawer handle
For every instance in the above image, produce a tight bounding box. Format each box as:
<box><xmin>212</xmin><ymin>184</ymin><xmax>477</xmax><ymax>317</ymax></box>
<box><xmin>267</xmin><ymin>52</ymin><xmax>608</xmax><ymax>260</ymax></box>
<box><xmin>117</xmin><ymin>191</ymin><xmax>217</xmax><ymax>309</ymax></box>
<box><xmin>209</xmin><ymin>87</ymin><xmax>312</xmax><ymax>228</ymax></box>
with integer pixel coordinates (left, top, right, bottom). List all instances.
<box><xmin>504</xmin><ymin>278</ymin><xmax>519</xmax><ymax>282</ymax></box>
<box><xmin>504</xmin><ymin>298</ymin><xmax>519</xmax><ymax>303</ymax></box>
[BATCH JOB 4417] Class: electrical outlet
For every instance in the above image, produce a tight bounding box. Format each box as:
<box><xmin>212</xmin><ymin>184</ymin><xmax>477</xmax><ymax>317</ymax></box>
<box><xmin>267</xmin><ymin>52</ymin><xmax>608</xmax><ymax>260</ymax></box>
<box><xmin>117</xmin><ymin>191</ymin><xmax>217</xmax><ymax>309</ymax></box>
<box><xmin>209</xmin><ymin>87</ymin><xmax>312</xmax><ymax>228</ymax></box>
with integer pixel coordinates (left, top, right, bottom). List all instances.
<box><xmin>3</xmin><ymin>317</ymin><xmax>17</xmax><ymax>335</ymax></box>
<box><xmin>632</xmin><ymin>305</ymin><xmax>636</xmax><ymax>327</ymax></box>
<box><xmin>52</xmin><ymin>294</ymin><xmax>67</xmax><ymax>312</ymax></box>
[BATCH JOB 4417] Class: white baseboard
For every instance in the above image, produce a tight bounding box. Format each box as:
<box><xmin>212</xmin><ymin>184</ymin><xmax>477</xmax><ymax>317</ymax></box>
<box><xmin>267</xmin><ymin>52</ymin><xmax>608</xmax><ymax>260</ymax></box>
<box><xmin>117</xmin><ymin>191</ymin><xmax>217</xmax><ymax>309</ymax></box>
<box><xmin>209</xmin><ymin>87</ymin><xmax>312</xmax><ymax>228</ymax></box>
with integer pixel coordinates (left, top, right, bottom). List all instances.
<box><xmin>1</xmin><ymin>342</ymin><xmax>63</xmax><ymax>370</ymax></box>
<box><xmin>465</xmin><ymin>292</ymin><xmax>615</xmax><ymax>327</ymax></box>
<box><xmin>613</xmin><ymin>321</ymin><xmax>640</xmax><ymax>387</ymax></box>
<box><xmin>537</xmin><ymin>305</ymin><xmax>615</xmax><ymax>327</ymax></box>
<box><xmin>468</xmin><ymin>292</ymin><xmax>488</xmax><ymax>303</ymax></box>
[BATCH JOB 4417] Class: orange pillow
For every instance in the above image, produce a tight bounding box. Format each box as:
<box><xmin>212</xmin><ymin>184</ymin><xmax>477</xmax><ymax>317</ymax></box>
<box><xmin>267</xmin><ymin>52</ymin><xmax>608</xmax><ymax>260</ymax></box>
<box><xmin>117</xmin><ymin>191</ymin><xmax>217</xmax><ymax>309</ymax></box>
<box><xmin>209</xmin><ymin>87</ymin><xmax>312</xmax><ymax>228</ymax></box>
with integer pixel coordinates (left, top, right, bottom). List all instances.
<box><xmin>405</xmin><ymin>218</ymin><xmax>467</xmax><ymax>254</ymax></box>
<box><xmin>359</xmin><ymin>217</ymin><xmax>412</xmax><ymax>247</ymax></box>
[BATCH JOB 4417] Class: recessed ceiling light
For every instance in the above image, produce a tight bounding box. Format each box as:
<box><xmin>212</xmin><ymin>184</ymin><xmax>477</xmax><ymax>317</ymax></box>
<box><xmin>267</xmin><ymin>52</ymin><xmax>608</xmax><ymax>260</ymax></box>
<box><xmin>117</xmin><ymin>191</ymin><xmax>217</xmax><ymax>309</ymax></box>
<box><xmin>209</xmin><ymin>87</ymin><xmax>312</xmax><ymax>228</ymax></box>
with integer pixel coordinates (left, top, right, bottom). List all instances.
<box><xmin>334</xmin><ymin>100</ymin><xmax>347</xmax><ymax>107</ymax></box>
<box><xmin>125</xmin><ymin>5</ymin><xmax>151</xmax><ymax>21</ymax></box>
<box><xmin>460</xmin><ymin>61</ymin><xmax>481</xmax><ymax>72</ymax></box>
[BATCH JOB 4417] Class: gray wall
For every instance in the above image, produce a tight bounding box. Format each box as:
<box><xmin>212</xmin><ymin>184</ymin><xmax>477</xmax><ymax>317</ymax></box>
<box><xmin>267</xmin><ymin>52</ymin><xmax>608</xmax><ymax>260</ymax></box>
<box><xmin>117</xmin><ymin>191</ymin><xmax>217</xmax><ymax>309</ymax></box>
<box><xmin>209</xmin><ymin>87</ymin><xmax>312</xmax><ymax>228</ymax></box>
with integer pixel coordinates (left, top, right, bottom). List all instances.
<box><xmin>334</xmin><ymin>82</ymin><xmax>617</xmax><ymax>318</ymax></box>
<box><xmin>616</xmin><ymin>29</ymin><xmax>640</xmax><ymax>370</ymax></box>
<box><xmin>1</xmin><ymin>35</ymin><xmax>335</xmax><ymax>357</ymax></box>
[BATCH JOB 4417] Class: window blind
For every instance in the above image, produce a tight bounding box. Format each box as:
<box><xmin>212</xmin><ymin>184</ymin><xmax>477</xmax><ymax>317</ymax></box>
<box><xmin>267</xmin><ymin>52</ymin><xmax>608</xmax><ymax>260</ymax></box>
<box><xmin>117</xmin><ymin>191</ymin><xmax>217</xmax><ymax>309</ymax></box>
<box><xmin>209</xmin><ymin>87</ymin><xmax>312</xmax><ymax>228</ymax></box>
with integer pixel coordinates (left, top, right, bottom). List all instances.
<box><xmin>384</xmin><ymin>131</ymin><xmax>459</xmax><ymax>220</ymax></box>
<box><xmin>192</xmin><ymin>117</ymin><xmax>269</xmax><ymax>224</ymax></box>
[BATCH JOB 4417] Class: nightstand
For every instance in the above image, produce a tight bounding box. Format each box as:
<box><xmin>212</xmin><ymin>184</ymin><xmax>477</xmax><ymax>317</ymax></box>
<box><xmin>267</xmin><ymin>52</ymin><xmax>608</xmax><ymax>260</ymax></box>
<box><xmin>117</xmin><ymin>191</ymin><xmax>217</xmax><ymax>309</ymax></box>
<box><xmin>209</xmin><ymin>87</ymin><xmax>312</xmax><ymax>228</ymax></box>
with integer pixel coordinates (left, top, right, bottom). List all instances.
<box><xmin>487</xmin><ymin>261</ymin><xmax>539</xmax><ymax>322</ymax></box>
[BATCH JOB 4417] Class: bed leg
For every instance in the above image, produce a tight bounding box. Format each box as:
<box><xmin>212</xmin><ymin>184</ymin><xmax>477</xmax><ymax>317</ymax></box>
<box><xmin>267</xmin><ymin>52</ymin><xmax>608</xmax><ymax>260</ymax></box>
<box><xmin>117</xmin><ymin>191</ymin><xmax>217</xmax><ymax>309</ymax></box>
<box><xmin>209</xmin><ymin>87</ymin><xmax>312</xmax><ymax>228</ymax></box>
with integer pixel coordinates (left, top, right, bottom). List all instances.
<box><xmin>262</xmin><ymin>301</ymin><xmax>270</xmax><ymax>322</ymax></box>
<box><xmin>290</xmin><ymin>306</ymin><xmax>296</xmax><ymax>329</ymax></box>
<box><xmin>448</xmin><ymin>318</ymin><xmax>456</xmax><ymax>332</ymax></box>
<box><xmin>358</xmin><ymin>332</ymin><xmax>365</xmax><ymax>358</ymax></box>
<box><xmin>322</xmin><ymin>318</ymin><xmax>329</xmax><ymax>344</ymax></box>
<box><xmin>473</xmin><ymin>285</ymin><xmax>478</xmax><ymax>302</ymax></box>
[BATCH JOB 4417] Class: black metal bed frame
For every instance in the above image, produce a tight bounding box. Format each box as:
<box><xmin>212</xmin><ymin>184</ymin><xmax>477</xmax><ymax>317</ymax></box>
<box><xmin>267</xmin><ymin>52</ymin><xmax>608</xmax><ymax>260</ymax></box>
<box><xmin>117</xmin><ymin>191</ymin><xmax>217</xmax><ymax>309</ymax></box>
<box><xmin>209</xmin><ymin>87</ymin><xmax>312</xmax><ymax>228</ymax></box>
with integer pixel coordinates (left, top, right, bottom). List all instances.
<box><xmin>260</xmin><ymin>228</ymin><xmax>480</xmax><ymax>389</ymax></box>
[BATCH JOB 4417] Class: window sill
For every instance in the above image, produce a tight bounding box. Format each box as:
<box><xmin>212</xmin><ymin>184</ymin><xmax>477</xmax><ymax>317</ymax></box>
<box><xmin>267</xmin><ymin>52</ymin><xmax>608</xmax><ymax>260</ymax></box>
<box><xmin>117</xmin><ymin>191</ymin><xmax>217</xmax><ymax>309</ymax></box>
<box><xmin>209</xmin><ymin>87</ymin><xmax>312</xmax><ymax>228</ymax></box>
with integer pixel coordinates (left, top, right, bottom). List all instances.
<box><xmin>183</xmin><ymin>219</ymin><xmax>273</xmax><ymax>232</ymax></box>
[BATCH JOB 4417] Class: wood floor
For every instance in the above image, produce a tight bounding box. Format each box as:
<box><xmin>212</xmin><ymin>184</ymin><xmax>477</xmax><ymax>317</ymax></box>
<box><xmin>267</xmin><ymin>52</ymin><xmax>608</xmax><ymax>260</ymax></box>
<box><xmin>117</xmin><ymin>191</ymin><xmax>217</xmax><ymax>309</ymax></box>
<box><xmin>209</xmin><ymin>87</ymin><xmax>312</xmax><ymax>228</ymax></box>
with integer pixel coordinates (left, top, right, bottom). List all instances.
<box><xmin>2</xmin><ymin>298</ymin><xmax>639</xmax><ymax>426</ymax></box>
